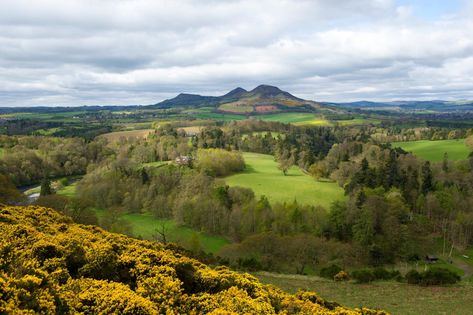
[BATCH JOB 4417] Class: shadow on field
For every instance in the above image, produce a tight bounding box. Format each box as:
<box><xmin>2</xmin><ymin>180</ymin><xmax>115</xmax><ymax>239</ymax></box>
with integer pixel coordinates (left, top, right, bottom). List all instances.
<box><xmin>243</xmin><ymin>164</ymin><xmax>258</xmax><ymax>173</ymax></box>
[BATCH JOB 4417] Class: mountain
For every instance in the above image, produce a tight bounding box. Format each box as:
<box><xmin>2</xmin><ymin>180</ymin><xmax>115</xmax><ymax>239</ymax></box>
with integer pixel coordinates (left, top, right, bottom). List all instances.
<box><xmin>153</xmin><ymin>93</ymin><xmax>220</xmax><ymax>108</ymax></box>
<box><xmin>221</xmin><ymin>87</ymin><xmax>247</xmax><ymax>99</ymax></box>
<box><xmin>0</xmin><ymin>205</ymin><xmax>385</xmax><ymax>314</ymax></box>
<box><xmin>152</xmin><ymin>84</ymin><xmax>320</xmax><ymax>113</ymax></box>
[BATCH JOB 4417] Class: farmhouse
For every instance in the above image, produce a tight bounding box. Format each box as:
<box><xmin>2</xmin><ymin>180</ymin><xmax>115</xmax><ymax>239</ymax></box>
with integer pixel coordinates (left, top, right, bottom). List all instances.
<box><xmin>425</xmin><ymin>255</ymin><xmax>439</xmax><ymax>263</ymax></box>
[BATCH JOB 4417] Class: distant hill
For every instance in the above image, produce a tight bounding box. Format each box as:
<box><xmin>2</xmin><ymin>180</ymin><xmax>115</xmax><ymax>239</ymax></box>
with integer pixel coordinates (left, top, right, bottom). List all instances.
<box><xmin>326</xmin><ymin>100</ymin><xmax>473</xmax><ymax>112</ymax></box>
<box><xmin>152</xmin><ymin>84</ymin><xmax>321</xmax><ymax>113</ymax></box>
<box><xmin>0</xmin><ymin>205</ymin><xmax>386</xmax><ymax>314</ymax></box>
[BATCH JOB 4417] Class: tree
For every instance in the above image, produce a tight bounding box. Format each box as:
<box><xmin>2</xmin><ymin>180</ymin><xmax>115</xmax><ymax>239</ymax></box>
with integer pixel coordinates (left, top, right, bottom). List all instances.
<box><xmin>421</xmin><ymin>161</ymin><xmax>434</xmax><ymax>195</ymax></box>
<box><xmin>40</xmin><ymin>178</ymin><xmax>53</xmax><ymax>196</ymax></box>
<box><xmin>0</xmin><ymin>174</ymin><xmax>23</xmax><ymax>204</ymax></box>
<box><xmin>442</xmin><ymin>152</ymin><xmax>449</xmax><ymax>172</ymax></box>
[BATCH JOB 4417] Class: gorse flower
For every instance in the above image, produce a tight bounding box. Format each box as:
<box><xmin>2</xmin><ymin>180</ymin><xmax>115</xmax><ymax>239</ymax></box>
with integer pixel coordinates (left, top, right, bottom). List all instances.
<box><xmin>0</xmin><ymin>205</ymin><xmax>388</xmax><ymax>314</ymax></box>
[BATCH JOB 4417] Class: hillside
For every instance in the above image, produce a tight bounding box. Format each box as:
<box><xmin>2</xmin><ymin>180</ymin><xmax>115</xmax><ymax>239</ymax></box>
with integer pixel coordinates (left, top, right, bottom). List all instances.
<box><xmin>153</xmin><ymin>85</ymin><xmax>322</xmax><ymax>114</ymax></box>
<box><xmin>0</xmin><ymin>205</ymin><xmax>387</xmax><ymax>314</ymax></box>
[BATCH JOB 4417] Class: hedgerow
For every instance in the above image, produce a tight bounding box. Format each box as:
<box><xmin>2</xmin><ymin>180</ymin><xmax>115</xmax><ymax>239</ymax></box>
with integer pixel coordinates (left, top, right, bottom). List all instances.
<box><xmin>0</xmin><ymin>205</ymin><xmax>388</xmax><ymax>314</ymax></box>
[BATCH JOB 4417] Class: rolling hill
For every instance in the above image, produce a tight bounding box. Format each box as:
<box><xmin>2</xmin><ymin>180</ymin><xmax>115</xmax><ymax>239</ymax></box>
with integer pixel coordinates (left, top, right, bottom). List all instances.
<box><xmin>152</xmin><ymin>84</ymin><xmax>322</xmax><ymax>114</ymax></box>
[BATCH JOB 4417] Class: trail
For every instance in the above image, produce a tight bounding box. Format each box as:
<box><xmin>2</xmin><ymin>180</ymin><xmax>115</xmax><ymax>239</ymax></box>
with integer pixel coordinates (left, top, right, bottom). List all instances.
<box><xmin>453</xmin><ymin>259</ymin><xmax>473</xmax><ymax>279</ymax></box>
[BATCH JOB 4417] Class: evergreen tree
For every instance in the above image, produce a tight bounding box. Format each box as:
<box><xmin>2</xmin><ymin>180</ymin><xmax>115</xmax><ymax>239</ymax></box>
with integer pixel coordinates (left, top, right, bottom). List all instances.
<box><xmin>421</xmin><ymin>161</ymin><xmax>433</xmax><ymax>195</ymax></box>
<box><xmin>40</xmin><ymin>178</ymin><xmax>52</xmax><ymax>196</ymax></box>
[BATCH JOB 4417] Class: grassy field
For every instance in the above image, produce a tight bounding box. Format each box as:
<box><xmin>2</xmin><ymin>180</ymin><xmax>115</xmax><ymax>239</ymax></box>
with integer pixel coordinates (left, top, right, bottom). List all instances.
<box><xmin>100</xmin><ymin>129</ymin><xmax>154</xmax><ymax>142</ymax></box>
<box><xmin>255</xmin><ymin>272</ymin><xmax>473</xmax><ymax>315</ymax></box>
<box><xmin>225</xmin><ymin>152</ymin><xmax>344</xmax><ymax>209</ymax></box>
<box><xmin>178</xmin><ymin>126</ymin><xmax>203</xmax><ymax>135</ymax></box>
<box><xmin>394</xmin><ymin>139</ymin><xmax>471</xmax><ymax>161</ymax></box>
<box><xmin>191</xmin><ymin>111</ymin><xmax>246</xmax><ymax>121</ymax></box>
<box><xmin>0</xmin><ymin>148</ymin><xmax>4</xmax><ymax>158</ymax></box>
<box><xmin>92</xmin><ymin>209</ymin><xmax>228</xmax><ymax>254</ymax></box>
<box><xmin>56</xmin><ymin>182</ymin><xmax>78</xmax><ymax>197</ymax></box>
<box><xmin>335</xmin><ymin>118</ymin><xmax>381</xmax><ymax>126</ymax></box>
<box><xmin>218</xmin><ymin>103</ymin><xmax>254</xmax><ymax>113</ymax></box>
<box><xmin>253</xmin><ymin>113</ymin><xmax>327</xmax><ymax>125</ymax></box>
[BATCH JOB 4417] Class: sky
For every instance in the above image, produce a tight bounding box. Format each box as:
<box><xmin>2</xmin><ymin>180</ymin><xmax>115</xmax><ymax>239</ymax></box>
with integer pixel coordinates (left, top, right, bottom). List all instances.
<box><xmin>1</xmin><ymin>0</ymin><xmax>473</xmax><ymax>106</ymax></box>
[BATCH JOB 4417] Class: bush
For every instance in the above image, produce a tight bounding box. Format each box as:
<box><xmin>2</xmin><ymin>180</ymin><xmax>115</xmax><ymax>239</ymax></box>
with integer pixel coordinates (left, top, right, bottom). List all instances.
<box><xmin>405</xmin><ymin>268</ymin><xmax>460</xmax><ymax>286</ymax></box>
<box><xmin>421</xmin><ymin>268</ymin><xmax>461</xmax><ymax>286</ymax></box>
<box><xmin>319</xmin><ymin>264</ymin><xmax>342</xmax><ymax>279</ymax></box>
<box><xmin>373</xmin><ymin>267</ymin><xmax>393</xmax><ymax>280</ymax></box>
<box><xmin>334</xmin><ymin>271</ymin><xmax>349</xmax><ymax>282</ymax></box>
<box><xmin>405</xmin><ymin>270</ymin><xmax>422</xmax><ymax>284</ymax></box>
<box><xmin>351</xmin><ymin>269</ymin><xmax>375</xmax><ymax>283</ymax></box>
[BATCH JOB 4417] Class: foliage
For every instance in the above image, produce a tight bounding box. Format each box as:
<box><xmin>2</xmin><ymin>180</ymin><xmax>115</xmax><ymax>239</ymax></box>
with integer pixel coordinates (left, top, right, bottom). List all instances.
<box><xmin>0</xmin><ymin>174</ymin><xmax>23</xmax><ymax>204</ymax></box>
<box><xmin>0</xmin><ymin>205</ymin><xmax>387</xmax><ymax>314</ymax></box>
<box><xmin>195</xmin><ymin>148</ymin><xmax>245</xmax><ymax>177</ymax></box>
<box><xmin>405</xmin><ymin>268</ymin><xmax>461</xmax><ymax>286</ymax></box>
<box><xmin>334</xmin><ymin>271</ymin><xmax>349</xmax><ymax>282</ymax></box>
<box><xmin>319</xmin><ymin>265</ymin><xmax>342</xmax><ymax>279</ymax></box>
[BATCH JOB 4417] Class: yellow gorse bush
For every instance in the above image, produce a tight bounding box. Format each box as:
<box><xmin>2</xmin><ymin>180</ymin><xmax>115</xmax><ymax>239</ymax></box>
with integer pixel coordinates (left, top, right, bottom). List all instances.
<box><xmin>0</xmin><ymin>205</ymin><xmax>389</xmax><ymax>314</ymax></box>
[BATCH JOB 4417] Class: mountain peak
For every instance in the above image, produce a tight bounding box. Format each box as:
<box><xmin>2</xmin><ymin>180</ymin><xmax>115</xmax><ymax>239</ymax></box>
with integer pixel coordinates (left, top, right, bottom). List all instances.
<box><xmin>221</xmin><ymin>87</ymin><xmax>247</xmax><ymax>99</ymax></box>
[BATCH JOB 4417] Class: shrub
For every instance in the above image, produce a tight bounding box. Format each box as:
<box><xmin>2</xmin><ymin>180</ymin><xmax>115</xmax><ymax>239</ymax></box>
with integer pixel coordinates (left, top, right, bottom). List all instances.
<box><xmin>351</xmin><ymin>269</ymin><xmax>375</xmax><ymax>283</ymax></box>
<box><xmin>334</xmin><ymin>271</ymin><xmax>349</xmax><ymax>282</ymax></box>
<box><xmin>319</xmin><ymin>264</ymin><xmax>342</xmax><ymax>279</ymax></box>
<box><xmin>405</xmin><ymin>268</ymin><xmax>459</xmax><ymax>286</ymax></box>
<box><xmin>405</xmin><ymin>270</ymin><xmax>421</xmax><ymax>284</ymax></box>
<box><xmin>421</xmin><ymin>268</ymin><xmax>461</xmax><ymax>286</ymax></box>
<box><xmin>373</xmin><ymin>267</ymin><xmax>393</xmax><ymax>280</ymax></box>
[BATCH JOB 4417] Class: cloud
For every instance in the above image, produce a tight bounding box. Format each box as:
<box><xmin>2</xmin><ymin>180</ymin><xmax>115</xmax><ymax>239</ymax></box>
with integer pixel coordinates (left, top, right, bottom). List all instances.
<box><xmin>0</xmin><ymin>0</ymin><xmax>472</xmax><ymax>106</ymax></box>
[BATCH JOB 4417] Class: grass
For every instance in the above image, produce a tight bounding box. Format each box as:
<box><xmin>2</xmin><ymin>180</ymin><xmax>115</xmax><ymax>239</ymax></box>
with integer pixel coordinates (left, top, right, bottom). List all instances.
<box><xmin>0</xmin><ymin>148</ymin><xmax>4</xmax><ymax>158</ymax></box>
<box><xmin>56</xmin><ymin>182</ymin><xmax>78</xmax><ymax>198</ymax></box>
<box><xmin>254</xmin><ymin>272</ymin><xmax>473</xmax><ymax>315</ymax></box>
<box><xmin>225</xmin><ymin>152</ymin><xmax>344</xmax><ymax>209</ymax></box>
<box><xmin>394</xmin><ymin>139</ymin><xmax>471</xmax><ymax>161</ymax></box>
<box><xmin>335</xmin><ymin>118</ymin><xmax>381</xmax><ymax>126</ymax></box>
<box><xmin>140</xmin><ymin>161</ymin><xmax>170</xmax><ymax>169</ymax></box>
<box><xmin>254</xmin><ymin>113</ymin><xmax>326</xmax><ymax>125</ymax></box>
<box><xmin>93</xmin><ymin>209</ymin><xmax>228</xmax><ymax>254</ymax></box>
<box><xmin>218</xmin><ymin>103</ymin><xmax>254</xmax><ymax>113</ymax></box>
<box><xmin>191</xmin><ymin>112</ymin><xmax>246</xmax><ymax>121</ymax></box>
<box><xmin>178</xmin><ymin>126</ymin><xmax>203</xmax><ymax>135</ymax></box>
<box><xmin>100</xmin><ymin>129</ymin><xmax>154</xmax><ymax>142</ymax></box>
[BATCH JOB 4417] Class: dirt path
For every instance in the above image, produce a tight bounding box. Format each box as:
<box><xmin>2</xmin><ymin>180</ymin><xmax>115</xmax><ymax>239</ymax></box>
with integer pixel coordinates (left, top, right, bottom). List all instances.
<box><xmin>453</xmin><ymin>259</ymin><xmax>473</xmax><ymax>279</ymax></box>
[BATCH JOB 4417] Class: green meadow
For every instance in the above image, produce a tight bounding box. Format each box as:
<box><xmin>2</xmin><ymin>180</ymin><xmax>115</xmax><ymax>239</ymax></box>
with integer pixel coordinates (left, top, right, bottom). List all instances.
<box><xmin>225</xmin><ymin>152</ymin><xmax>344</xmax><ymax>209</ymax></box>
<box><xmin>254</xmin><ymin>112</ymin><xmax>328</xmax><ymax>125</ymax></box>
<box><xmin>394</xmin><ymin>139</ymin><xmax>471</xmax><ymax>161</ymax></box>
<box><xmin>255</xmin><ymin>272</ymin><xmax>473</xmax><ymax>315</ymax></box>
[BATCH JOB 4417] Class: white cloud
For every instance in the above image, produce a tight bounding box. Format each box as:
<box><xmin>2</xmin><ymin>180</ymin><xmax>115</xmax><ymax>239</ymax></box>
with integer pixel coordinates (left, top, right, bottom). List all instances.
<box><xmin>0</xmin><ymin>0</ymin><xmax>472</xmax><ymax>106</ymax></box>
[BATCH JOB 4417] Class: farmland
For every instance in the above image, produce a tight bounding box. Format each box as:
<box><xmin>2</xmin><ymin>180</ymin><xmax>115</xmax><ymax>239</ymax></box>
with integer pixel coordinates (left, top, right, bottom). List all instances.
<box><xmin>100</xmin><ymin>129</ymin><xmax>154</xmax><ymax>142</ymax></box>
<box><xmin>394</xmin><ymin>139</ymin><xmax>471</xmax><ymax>161</ymax></box>
<box><xmin>255</xmin><ymin>272</ymin><xmax>473</xmax><ymax>315</ymax></box>
<box><xmin>225</xmin><ymin>152</ymin><xmax>344</xmax><ymax>209</ymax></box>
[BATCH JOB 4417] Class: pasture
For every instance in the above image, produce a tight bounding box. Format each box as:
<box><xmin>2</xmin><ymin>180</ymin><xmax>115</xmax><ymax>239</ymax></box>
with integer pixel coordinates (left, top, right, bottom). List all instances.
<box><xmin>225</xmin><ymin>152</ymin><xmax>344</xmax><ymax>209</ymax></box>
<box><xmin>394</xmin><ymin>139</ymin><xmax>471</xmax><ymax>161</ymax></box>
<box><xmin>218</xmin><ymin>103</ymin><xmax>254</xmax><ymax>113</ymax></box>
<box><xmin>93</xmin><ymin>209</ymin><xmax>228</xmax><ymax>254</ymax></box>
<box><xmin>100</xmin><ymin>129</ymin><xmax>154</xmax><ymax>142</ymax></box>
<box><xmin>255</xmin><ymin>272</ymin><xmax>473</xmax><ymax>315</ymax></box>
<box><xmin>254</xmin><ymin>112</ymin><xmax>328</xmax><ymax>125</ymax></box>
